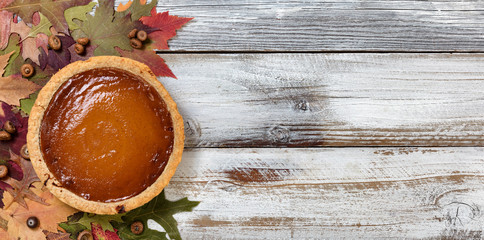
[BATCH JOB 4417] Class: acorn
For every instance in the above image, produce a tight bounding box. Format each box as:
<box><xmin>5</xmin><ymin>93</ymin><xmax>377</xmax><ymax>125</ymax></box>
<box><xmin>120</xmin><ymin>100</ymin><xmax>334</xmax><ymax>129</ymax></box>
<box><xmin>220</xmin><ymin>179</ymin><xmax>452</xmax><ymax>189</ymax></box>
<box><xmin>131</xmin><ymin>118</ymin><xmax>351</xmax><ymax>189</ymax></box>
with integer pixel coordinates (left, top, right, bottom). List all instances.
<box><xmin>3</xmin><ymin>121</ymin><xmax>15</xmax><ymax>134</ymax></box>
<box><xmin>48</xmin><ymin>35</ymin><xmax>61</xmax><ymax>50</ymax></box>
<box><xmin>74</xmin><ymin>43</ymin><xmax>85</xmax><ymax>55</ymax></box>
<box><xmin>26</xmin><ymin>216</ymin><xmax>39</xmax><ymax>229</ymax></box>
<box><xmin>20</xmin><ymin>144</ymin><xmax>29</xmax><ymax>160</ymax></box>
<box><xmin>20</xmin><ymin>64</ymin><xmax>34</xmax><ymax>78</ymax></box>
<box><xmin>128</xmin><ymin>29</ymin><xmax>138</xmax><ymax>39</ymax></box>
<box><xmin>130</xmin><ymin>38</ymin><xmax>143</xmax><ymax>49</ymax></box>
<box><xmin>76</xmin><ymin>37</ymin><xmax>89</xmax><ymax>46</ymax></box>
<box><xmin>0</xmin><ymin>165</ymin><xmax>8</xmax><ymax>179</ymax></box>
<box><xmin>130</xmin><ymin>221</ymin><xmax>144</xmax><ymax>235</ymax></box>
<box><xmin>136</xmin><ymin>30</ymin><xmax>147</xmax><ymax>42</ymax></box>
<box><xmin>77</xmin><ymin>230</ymin><xmax>93</xmax><ymax>240</ymax></box>
<box><xmin>0</xmin><ymin>131</ymin><xmax>11</xmax><ymax>141</ymax></box>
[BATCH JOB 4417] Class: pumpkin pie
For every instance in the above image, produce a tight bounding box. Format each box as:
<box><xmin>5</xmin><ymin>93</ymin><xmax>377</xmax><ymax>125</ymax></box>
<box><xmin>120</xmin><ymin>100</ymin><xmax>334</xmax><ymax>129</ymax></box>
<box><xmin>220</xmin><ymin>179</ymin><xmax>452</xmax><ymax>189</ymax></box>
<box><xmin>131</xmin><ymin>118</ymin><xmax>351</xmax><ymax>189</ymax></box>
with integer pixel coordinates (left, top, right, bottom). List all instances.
<box><xmin>27</xmin><ymin>56</ymin><xmax>184</xmax><ymax>214</ymax></box>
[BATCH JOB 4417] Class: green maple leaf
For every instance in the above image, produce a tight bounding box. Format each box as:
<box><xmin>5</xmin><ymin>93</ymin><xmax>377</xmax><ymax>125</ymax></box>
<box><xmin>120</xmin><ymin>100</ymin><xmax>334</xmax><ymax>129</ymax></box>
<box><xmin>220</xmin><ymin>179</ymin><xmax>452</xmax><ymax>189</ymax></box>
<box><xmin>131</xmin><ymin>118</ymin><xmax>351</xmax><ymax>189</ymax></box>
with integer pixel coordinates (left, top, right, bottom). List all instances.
<box><xmin>76</xmin><ymin>212</ymin><xmax>124</xmax><ymax>232</ymax></box>
<box><xmin>112</xmin><ymin>191</ymin><xmax>200</xmax><ymax>240</ymax></box>
<box><xmin>72</xmin><ymin>0</ymin><xmax>134</xmax><ymax>56</ymax></box>
<box><xmin>24</xmin><ymin>13</ymin><xmax>51</xmax><ymax>39</ymax></box>
<box><xmin>0</xmin><ymin>34</ymin><xmax>20</xmax><ymax>77</ymax></box>
<box><xmin>115</xmin><ymin>0</ymin><xmax>158</xmax><ymax>21</ymax></box>
<box><xmin>19</xmin><ymin>91</ymin><xmax>38</xmax><ymax>115</ymax></box>
<box><xmin>3</xmin><ymin>0</ymin><xmax>90</xmax><ymax>34</ymax></box>
<box><xmin>64</xmin><ymin>2</ymin><xmax>96</xmax><ymax>31</ymax></box>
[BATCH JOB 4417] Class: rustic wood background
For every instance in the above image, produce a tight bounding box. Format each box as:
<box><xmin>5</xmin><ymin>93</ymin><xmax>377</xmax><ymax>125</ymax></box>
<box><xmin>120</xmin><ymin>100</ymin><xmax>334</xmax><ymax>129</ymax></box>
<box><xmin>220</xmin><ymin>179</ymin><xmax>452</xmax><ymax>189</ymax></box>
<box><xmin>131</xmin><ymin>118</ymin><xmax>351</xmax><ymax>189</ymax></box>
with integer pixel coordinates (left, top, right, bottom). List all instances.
<box><xmin>122</xmin><ymin>0</ymin><xmax>484</xmax><ymax>239</ymax></box>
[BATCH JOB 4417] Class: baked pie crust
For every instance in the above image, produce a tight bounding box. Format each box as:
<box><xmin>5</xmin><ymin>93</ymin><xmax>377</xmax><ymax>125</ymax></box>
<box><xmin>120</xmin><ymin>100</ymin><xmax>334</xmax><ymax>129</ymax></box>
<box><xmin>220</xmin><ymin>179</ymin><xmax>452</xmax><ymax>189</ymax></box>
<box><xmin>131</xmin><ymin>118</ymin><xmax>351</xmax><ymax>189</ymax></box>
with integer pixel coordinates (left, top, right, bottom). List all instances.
<box><xmin>27</xmin><ymin>56</ymin><xmax>184</xmax><ymax>214</ymax></box>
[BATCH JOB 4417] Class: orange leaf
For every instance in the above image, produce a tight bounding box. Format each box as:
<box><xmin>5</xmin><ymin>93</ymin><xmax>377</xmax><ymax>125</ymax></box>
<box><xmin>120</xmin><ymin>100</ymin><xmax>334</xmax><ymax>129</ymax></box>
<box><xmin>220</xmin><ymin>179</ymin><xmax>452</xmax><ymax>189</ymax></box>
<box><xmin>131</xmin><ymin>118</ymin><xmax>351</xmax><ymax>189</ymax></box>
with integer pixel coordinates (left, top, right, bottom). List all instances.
<box><xmin>116</xmin><ymin>0</ymin><xmax>147</xmax><ymax>12</ymax></box>
<box><xmin>0</xmin><ymin>75</ymin><xmax>41</xmax><ymax>106</ymax></box>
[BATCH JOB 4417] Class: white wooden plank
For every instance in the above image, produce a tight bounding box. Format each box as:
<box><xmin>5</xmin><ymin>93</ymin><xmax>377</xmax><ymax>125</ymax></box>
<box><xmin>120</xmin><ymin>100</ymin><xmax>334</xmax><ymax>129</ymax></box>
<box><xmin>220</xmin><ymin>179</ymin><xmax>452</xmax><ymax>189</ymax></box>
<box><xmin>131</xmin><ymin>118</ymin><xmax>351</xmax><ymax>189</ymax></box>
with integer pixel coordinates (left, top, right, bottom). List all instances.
<box><xmin>116</xmin><ymin>0</ymin><xmax>484</xmax><ymax>52</ymax></box>
<box><xmin>158</xmin><ymin>53</ymin><xmax>484</xmax><ymax>147</ymax></box>
<box><xmin>162</xmin><ymin>147</ymin><xmax>484</xmax><ymax>239</ymax></box>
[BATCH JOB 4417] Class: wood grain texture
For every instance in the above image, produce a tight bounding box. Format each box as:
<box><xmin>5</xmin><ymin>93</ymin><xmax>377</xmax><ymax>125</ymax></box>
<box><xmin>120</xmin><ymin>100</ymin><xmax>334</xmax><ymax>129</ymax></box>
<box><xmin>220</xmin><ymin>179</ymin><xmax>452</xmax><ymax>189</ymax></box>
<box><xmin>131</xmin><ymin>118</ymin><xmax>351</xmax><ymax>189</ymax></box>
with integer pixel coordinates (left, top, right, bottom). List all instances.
<box><xmin>159</xmin><ymin>53</ymin><xmax>484</xmax><ymax>147</ymax></box>
<box><xmin>117</xmin><ymin>0</ymin><xmax>484</xmax><ymax>52</ymax></box>
<box><xmin>156</xmin><ymin>147</ymin><xmax>484</xmax><ymax>239</ymax></box>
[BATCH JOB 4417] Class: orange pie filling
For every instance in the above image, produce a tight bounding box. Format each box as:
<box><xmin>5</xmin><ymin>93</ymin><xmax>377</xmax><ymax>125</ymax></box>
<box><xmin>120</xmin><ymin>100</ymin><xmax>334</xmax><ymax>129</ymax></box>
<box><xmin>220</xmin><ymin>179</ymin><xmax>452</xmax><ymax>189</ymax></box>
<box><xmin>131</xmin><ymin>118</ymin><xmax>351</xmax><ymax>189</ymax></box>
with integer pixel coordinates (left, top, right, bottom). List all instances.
<box><xmin>40</xmin><ymin>68</ymin><xmax>174</xmax><ymax>203</ymax></box>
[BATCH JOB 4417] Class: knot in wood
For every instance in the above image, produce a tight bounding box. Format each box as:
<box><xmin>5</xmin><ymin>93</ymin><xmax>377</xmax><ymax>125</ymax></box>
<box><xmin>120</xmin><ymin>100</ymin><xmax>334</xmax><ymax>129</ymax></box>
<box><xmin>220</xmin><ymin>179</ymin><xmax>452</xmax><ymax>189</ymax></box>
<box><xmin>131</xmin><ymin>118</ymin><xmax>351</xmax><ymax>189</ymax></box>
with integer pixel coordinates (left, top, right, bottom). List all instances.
<box><xmin>294</xmin><ymin>100</ymin><xmax>310</xmax><ymax>111</ymax></box>
<box><xmin>185</xmin><ymin>118</ymin><xmax>201</xmax><ymax>138</ymax></box>
<box><xmin>268</xmin><ymin>126</ymin><xmax>290</xmax><ymax>143</ymax></box>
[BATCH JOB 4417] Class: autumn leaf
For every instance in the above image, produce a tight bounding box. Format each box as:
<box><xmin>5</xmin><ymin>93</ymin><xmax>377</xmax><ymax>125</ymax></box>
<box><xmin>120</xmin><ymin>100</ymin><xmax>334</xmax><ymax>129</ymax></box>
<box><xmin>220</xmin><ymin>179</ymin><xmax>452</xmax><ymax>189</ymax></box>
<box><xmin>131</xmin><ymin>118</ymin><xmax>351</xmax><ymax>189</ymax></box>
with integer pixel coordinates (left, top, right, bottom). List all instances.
<box><xmin>76</xmin><ymin>212</ymin><xmax>124</xmax><ymax>232</ymax></box>
<box><xmin>72</xmin><ymin>0</ymin><xmax>134</xmax><ymax>56</ymax></box>
<box><xmin>43</xmin><ymin>230</ymin><xmax>71</xmax><ymax>240</ymax></box>
<box><xmin>112</xmin><ymin>191</ymin><xmax>199</xmax><ymax>240</ymax></box>
<box><xmin>68</xmin><ymin>42</ymin><xmax>95</xmax><ymax>62</ymax></box>
<box><xmin>4</xmin><ymin>0</ymin><xmax>91</xmax><ymax>34</ymax></box>
<box><xmin>0</xmin><ymin>182</ymin><xmax>76</xmax><ymax>239</ymax></box>
<box><xmin>114</xmin><ymin>0</ymin><xmax>157</xmax><ymax>21</ymax></box>
<box><xmin>19</xmin><ymin>91</ymin><xmax>38</xmax><ymax>114</ymax></box>
<box><xmin>0</xmin><ymin>51</ymin><xmax>14</xmax><ymax>76</ymax></box>
<box><xmin>5</xmin><ymin>53</ymin><xmax>53</xmax><ymax>86</ymax></box>
<box><xmin>0</xmin><ymin>74</ymin><xmax>41</xmax><ymax>106</ymax></box>
<box><xmin>4</xmin><ymin>152</ymin><xmax>46</xmax><ymax>210</ymax></box>
<box><xmin>140</xmin><ymin>8</ymin><xmax>193</xmax><ymax>50</ymax></box>
<box><xmin>91</xmin><ymin>223</ymin><xmax>121</xmax><ymax>240</ymax></box>
<box><xmin>0</xmin><ymin>10</ymin><xmax>13</xmax><ymax>51</ymax></box>
<box><xmin>117</xmin><ymin>0</ymin><xmax>146</xmax><ymax>12</ymax></box>
<box><xmin>42</xmin><ymin>35</ymin><xmax>75</xmax><ymax>71</ymax></box>
<box><xmin>9</xmin><ymin>15</ymin><xmax>51</xmax><ymax>65</ymax></box>
<box><xmin>116</xmin><ymin>47</ymin><xmax>176</xmax><ymax>78</ymax></box>
<box><xmin>0</xmin><ymin>34</ymin><xmax>20</xmax><ymax>77</ymax></box>
<box><xmin>9</xmin><ymin>189</ymin><xmax>76</xmax><ymax>233</ymax></box>
<box><xmin>25</xmin><ymin>13</ymin><xmax>52</xmax><ymax>39</ymax></box>
<box><xmin>64</xmin><ymin>2</ymin><xmax>96</xmax><ymax>31</ymax></box>
<box><xmin>0</xmin><ymin>102</ymin><xmax>29</xmax><ymax>157</ymax></box>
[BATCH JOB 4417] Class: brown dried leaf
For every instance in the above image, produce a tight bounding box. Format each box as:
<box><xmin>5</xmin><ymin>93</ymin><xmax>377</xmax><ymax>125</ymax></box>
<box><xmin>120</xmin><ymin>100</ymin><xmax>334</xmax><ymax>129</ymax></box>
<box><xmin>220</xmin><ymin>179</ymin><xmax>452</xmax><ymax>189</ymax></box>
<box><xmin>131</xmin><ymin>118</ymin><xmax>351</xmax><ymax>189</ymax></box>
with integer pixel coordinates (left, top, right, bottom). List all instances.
<box><xmin>43</xmin><ymin>230</ymin><xmax>71</xmax><ymax>240</ymax></box>
<box><xmin>0</xmin><ymin>75</ymin><xmax>41</xmax><ymax>106</ymax></box>
<box><xmin>0</xmin><ymin>51</ymin><xmax>14</xmax><ymax>76</ymax></box>
<box><xmin>1</xmin><ymin>182</ymin><xmax>76</xmax><ymax>239</ymax></box>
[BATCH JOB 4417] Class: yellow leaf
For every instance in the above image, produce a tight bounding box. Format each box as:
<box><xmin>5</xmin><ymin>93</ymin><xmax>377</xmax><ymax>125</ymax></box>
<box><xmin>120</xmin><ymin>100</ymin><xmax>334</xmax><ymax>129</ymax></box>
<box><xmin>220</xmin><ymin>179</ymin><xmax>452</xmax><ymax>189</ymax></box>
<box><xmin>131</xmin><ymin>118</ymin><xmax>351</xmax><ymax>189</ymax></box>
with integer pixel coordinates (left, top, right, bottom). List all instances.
<box><xmin>117</xmin><ymin>0</ymin><xmax>147</xmax><ymax>12</ymax></box>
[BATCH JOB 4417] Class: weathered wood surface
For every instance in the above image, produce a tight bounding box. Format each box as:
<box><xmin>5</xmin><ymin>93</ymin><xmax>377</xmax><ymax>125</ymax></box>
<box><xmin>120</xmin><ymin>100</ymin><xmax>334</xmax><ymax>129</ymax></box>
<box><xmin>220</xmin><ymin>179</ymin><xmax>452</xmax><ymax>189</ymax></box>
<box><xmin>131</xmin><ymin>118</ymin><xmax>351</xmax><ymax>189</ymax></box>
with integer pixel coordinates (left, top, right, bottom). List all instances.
<box><xmin>158</xmin><ymin>147</ymin><xmax>484</xmax><ymax>239</ymax></box>
<box><xmin>117</xmin><ymin>0</ymin><xmax>484</xmax><ymax>52</ymax></box>
<box><xmin>159</xmin><ymin>53</ymin><xmax>484</xmax><ymax>147</ymax></box>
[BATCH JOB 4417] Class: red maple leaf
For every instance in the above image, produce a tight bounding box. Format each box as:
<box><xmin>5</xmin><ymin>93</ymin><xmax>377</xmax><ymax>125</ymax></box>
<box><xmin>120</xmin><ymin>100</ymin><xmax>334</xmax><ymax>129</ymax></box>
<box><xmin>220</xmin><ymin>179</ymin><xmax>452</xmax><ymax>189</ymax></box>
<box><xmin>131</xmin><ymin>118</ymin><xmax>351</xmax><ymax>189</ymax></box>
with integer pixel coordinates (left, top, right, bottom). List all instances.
<box><xmin>91</xmin><ymin>223</ymin><xmax>120</xmax><ymax>240</ymax></box>
<box><xmin>140</xmin><ymin>8</ymin><xmax>193</xmax><ymax>50</ymax></box>
<box><xmin>115</xmin><ymin>47</ymin><xmax>176</xmax><ymax>78</ymax></box>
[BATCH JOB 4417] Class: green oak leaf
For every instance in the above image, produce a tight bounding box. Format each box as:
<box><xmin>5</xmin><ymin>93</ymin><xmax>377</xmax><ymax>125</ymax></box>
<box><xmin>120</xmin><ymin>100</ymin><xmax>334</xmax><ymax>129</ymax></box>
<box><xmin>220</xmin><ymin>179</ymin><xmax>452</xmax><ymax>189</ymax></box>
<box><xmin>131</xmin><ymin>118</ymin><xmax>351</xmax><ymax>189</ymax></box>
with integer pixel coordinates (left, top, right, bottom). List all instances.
<box><xmin>0</xmin><ymin>34</ymin><xmax>20</xmax><ymax>77</ymax></box>
<box><xmin>25</xmin><ymin>13</ymin><xmax>52</xmax><ymax>39</ymax></box>
<box><xmin>76</xmin><ymin>212</ymin><xmax>124</xmax><ymax>232</ymax></box>
<box><xmin>19</xmin><ymin>91</ymin><xmax>38</xmax><ymax>115</ymax></box>
<box><xmin>58</xmin><ymin>222</ymin><xmax>86</xmax><ymax>240</ymax></box>
<box><xmin>115</xmin><ymin>0</ymin><xmax>158</xmax><ymax>21</ymax></box>
<box><xmin>59</xmin><ymin>212</ymin><xmax>87</xmax><ymax>240</ymax></box>
<box><xmin>112</xmin><ymin>191</ymin><xmax>200</xmax><ymax>240</ymax></box>
<box><xmin>64</xmin><ymin>2</ymin><xmax>96</xmax><ymax>31</ymax></box>
<box><xmin>72</xmin><ymin>0</ymin><xmax>134</xmax><ymax>56</ymax></box>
